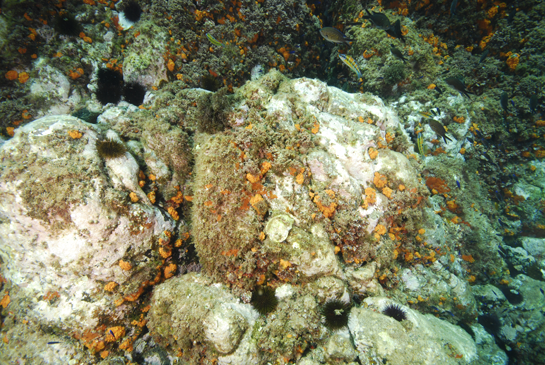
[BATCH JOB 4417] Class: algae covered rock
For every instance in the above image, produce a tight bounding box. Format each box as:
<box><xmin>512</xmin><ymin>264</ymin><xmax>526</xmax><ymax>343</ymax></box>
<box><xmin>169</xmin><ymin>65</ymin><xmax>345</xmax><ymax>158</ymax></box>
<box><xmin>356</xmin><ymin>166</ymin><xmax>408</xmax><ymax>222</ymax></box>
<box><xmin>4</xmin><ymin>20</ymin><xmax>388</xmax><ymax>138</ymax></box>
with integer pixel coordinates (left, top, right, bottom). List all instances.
<box><xmin>147</xmin><ymin>273</ymin><xmax>257</xmax><ymax>355</ymax></box>
<box><xmin>349</xmin><ymin>297</ymin><xmax>477</xmax><ymax>364</ymax></box>
<box><xmin>0</xmin><ymin>115</ymin><xmax>174</xmax><ymax>334</ymax></box>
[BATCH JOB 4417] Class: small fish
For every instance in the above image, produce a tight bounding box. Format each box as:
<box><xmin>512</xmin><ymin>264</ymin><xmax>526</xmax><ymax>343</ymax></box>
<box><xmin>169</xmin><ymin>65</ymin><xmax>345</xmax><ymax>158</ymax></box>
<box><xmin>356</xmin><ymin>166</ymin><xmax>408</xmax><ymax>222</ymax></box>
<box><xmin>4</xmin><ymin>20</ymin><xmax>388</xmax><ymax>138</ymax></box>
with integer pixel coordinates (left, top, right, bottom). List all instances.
<box><xmin>362</xmin><ymin>9</ymin><xmax>391</xmax><ymax>30</ymax></box>
<box><xmin>450</xmin><ymin>0</ymin><xmax>458</xmax><ymax>18</ymax></box>
<box><xmin>417</xmin><ymin>133</ymin><xmax>425</xmax><ymax>155</ymax></box>
<box><xmin>428</xmin><ymin>120</ymin><xmax>452</xmax><ymax>143</ymax></box>
<box><xmin>206</xmin><ymin>33</ymin><xmax>224</xmax><ymax>47</ymax></box>
<box><xmin>530</xmin><ymin>94</ymin><xmax>538</xmax><ymax>114</ymax></box>
<box><xmin>456</xmin><ymin>180</ymin><xmax>461</xmax><ymax>188</ymax></box>
<box><xmin>508</xmin><ymin>9</ymin><xmax>517</xmax><ymax>24</ymax></box>
<box><xmin>390</xmin><ymin>44</ymin><xmax>407</xmax><ymax>63</ymax></box>
<box><xmin>431</xmin><ymin>107</ymin><xmax>440</xmax><ymax>116</ymax></box>
<box><xmin>319</xmin><ymin>27</ymin><xmax>353</xmax><ymax>45</ymax></box>
<box><xmin>338</xmin><ymin>54</ymin><xmax>361</xmax><ymax>79</ymax></box>
<box><xmin>47</xmin><ymin>341</ymin><xmax>61</xmax><ymax>345</ymax></box>
<box><xmin>500</xmin><ymin>92</ymin><xmax>508</xmax><ymax>112</ymax></box>
<box><xmin>110</xmin><ymin>330</ymin><xmax>116</xmax><ymax>339</ymax></box>
<box><xmin>540</xmin><ymin>288</ymin><xmax>544</xmax><ymax>295</ymax></box>
<box><xmin>385</xmin><ymin>19</ymin><xmax>405</xmax><ymax>43</ymax></box>
<box><xmin>445</xmin><ymin>77</ymin><xmax>472</xmax><ymax>99</ymax></box>
<box><xmin>479</xmin><ymin>49</ymin><xmax>490</xmax><ymax>63</ymax></box>
<box><xmin>419</xmin><ymin>111</ymin><xmax>432</xmax><ymax>119</ymax></box>
<box><xmin>434</xmin><ymin>85</ymin><xmax>443</xmax><ymax>94</ymax></box>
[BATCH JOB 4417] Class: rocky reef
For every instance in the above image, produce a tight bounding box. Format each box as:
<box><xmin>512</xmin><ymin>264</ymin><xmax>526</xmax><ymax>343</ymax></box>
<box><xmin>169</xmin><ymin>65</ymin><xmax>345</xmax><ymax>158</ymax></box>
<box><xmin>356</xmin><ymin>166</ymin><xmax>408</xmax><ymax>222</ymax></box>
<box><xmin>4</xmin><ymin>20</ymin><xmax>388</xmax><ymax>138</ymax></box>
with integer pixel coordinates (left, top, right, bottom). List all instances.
<box><xmin>0</xmin><ymin>1</ymin><xmax>545</xmax><ymax>364</ymax></box>
<box><xmin>0</xmin><ymin>69</ymin><xmax>536</xmax><ymax>364</ymax></box>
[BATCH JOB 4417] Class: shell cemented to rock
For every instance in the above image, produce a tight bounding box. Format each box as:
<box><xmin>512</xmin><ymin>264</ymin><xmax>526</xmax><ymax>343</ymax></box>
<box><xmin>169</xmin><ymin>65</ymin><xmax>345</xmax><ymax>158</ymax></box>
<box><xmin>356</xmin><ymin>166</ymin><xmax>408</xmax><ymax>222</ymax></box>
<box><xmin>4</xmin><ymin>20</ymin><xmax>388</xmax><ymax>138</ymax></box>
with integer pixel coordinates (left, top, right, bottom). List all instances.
<box><xmin>264</xmin><ymin>213</ymin><xmax>294</xmax><ymax>243</ymax></box>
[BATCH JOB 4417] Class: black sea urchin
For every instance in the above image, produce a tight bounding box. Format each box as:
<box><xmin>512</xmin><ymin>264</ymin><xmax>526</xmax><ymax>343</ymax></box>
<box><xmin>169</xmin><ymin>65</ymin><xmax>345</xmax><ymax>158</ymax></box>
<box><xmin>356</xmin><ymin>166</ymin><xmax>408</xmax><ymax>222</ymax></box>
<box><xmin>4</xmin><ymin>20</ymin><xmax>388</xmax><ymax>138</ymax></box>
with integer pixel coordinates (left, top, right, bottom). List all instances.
<box><xmin>498</xmin><ymin>285</ymin><xmax>523</xmax><ymax>305</ymax></box>
<box><xmin>382</xmin><ymin>303</ymin><xmax>407</xmax><ymax>322</ymax></box>
<box><xmin>251</xmin><ymin>286</ymin><xmax>278</xmax><ymax>315</ymax></box>
<box><xmin>123</xmin><ymin>81</ymin><xmax>146</xmax><ymax>106</ymax></box>
<box><xmin>96</xmin><ymin>68</ymin><xmax>123</xmax><ymax>105</ymax></box>
<box><xmin>54</xmin><ymin>12</ymin><xmax>82</xmax><ymax>36</ymax></box>
<box><xmin>478</xmin><ymin>313</ymin><xmax>502</xmax><ymax>336</ymax></box>
<box><xmin>200</xmin><ymin>74</ymin><xmax>221</xmax><ymax>92</ymax></box>
<box><xmin>322</xmin><ymin>299</ymin><xmax>352</xmax><ymax>330</ymax></box>
<box><xmin>96</xmin><ymin>139</ymin><xmax>126</xmax><ymax>159</ymax></box>
<box><xmin>122</xmin><ymin>1</ymin><xmax>142</xmax><ymax>23</ymax></box>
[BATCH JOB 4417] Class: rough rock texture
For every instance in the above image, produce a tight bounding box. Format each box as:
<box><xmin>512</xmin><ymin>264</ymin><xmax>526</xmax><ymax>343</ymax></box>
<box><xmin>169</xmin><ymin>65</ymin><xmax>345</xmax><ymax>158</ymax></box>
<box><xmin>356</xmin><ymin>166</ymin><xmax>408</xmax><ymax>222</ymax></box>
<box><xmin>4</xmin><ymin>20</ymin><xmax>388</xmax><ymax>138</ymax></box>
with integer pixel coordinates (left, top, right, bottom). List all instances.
<box><xmin>1</xmin><ymin>73</ymin><xmax>488</xmax><ymax>364</ymax></box>
<box><xmin>350</xmin><ymin>297</ymin><xmax>477</xmax><ymax>365</ymax></box>
<box><xmin>0</xmin><ymin>115</ymin><xmax>174</xmax><ymax>335</ymax></box>
<box><xmin>191</xmin><ymin>70</ymin><xmax>428</xmax><ymax>290</ymax></box>
<box><xmin>147</xmin><ymin>273</ymin><xmax>258</xmax><ymax>357</ymax></box>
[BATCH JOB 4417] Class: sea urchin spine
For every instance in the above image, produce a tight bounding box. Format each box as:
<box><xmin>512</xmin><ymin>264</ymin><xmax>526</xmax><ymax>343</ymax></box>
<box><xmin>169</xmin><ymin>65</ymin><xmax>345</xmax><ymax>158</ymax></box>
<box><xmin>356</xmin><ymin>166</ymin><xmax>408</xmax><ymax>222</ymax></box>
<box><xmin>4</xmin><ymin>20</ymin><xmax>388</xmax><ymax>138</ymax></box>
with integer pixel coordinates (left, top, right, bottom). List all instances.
<box><xmin>251</xmin><ymin>286</ymin><xmax>278</xmax><ymax>315</ymax></box>
<box><xmin>322</xmin><ymin>299</ymin><xmax>352</xmax><ymax>330</ymax></box>
<box><xmin>96</xmin><ymin>138</ymin><xmax>127</xmax><ymax>159</ymax></box>
<box><xmin>382</xmin><ymin>303</ymin><xmax>407</xmax><ymax>322</ymax></box>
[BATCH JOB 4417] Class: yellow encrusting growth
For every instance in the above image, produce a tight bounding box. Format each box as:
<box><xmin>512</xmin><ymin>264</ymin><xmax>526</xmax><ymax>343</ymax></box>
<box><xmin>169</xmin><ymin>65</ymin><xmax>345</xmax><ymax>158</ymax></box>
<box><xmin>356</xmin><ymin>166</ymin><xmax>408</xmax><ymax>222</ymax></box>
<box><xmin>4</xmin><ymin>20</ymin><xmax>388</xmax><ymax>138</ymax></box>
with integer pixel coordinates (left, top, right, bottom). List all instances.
<box><xmin>168</xmin><ymin>206</ymin><xmax>179</xmax><ymax>220</ymax></box>
<box><xmin>104</xmin><ymin>282</ymin><xmax>118</xmax><ymax>292</ymax></box>
<box><xmin>0</xmin><ymin>293</ymin><xmax>10</xmax><ymax>308</ymax></box>
<box><xmin>164</xmin><ymin>264</ymin><xmax>176</xmax><ymax>279</ymax></box>
<box><xmin>105</xmin><ymin>326</ymin><xmax>125</xmax><ymax>342</ymax></box>
<box><xmin>68</xmin><ymin>130</ymin><xmax>82</xmax><ymax>139</ymax></box>
<box><xmin>119</xmin><ymin>260</ymin><xmax>132</xmax><ymax>271</ymax></box>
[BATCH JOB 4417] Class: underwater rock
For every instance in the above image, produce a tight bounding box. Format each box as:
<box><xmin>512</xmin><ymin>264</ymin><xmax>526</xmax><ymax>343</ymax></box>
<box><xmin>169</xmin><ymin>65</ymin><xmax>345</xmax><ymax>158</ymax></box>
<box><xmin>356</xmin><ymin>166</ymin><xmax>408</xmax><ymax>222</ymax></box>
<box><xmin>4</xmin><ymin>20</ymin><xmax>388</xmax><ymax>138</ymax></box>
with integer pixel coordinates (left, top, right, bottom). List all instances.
<box><xmin>521</xmin><ymin>237</ymin><xmax>545</xmax><ymax>259</ymax></box>
<box><xmin>102</xmin><ymin>129</ymin><xmax>149</xmax><ymax>203</ymax></box>
<box><xmin>472</xmin><ymin>284</ymin><xmax>506</xmax><ymax>305</ymax></box>
<box><xmin>30</xmin><ymin>61</ymin><xmax>76</xmax><ymax>115</ymax></box>
<box><xmin>122</xmin><ymin>22</ymin><xmax>169</xmax><ymax>89</ymax></box>
<box><xmin>349</xmin><ymin>297</ymin><xmax>477</xmax><ymax>364</ymax></box>
<box><xmin>473</xmin><ymin>324</ymin><xmax>509</xmax><ymax>365</ymax></box>
<box><xmin>0</xmin><ymin>115</ymin><xmax>174</xmax><ymax>334</ymax></box>
<box><xmin>147</xmin><ymin>273</ymin><xmax>257</xmax><ymax>355</ymax></box>
<box><xmin>285</xmin><ymin>224</ymin><xmax>342</xmax><ymax>278</ymax></box>
<box><xmin>344</xmin><ymin>261</ymin><xmax>384</xmax><ymax>296</ymax></box>
<box><xmin>482</xmin><ymin>274</ymin><xmax>545</xmax><ymax>361</ymax></box>
<box><xmin>325</xmin><ymin>329</ymin><xmax>357</xmax><ymax>362</ymax></box>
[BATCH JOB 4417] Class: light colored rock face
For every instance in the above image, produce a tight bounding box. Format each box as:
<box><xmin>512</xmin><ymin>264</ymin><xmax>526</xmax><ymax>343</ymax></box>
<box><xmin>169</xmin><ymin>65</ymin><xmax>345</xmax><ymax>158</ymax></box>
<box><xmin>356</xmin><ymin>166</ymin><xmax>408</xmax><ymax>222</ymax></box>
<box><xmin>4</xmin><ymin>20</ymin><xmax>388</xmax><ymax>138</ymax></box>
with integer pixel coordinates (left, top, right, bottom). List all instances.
<box><xmin>349</xmin><ymin>297</ymin><xmax>477</xmax><ymax>365</ymax></box>
<box><xmin>122</xmin><ymin>24</ymin><xmax>168</xmax><ymax>88</ymax></box>
<box><xmin>0</xmin><ymin>115</ymin><xmax>174</xmax><ymax>333</ymax></box>
<box><xmin>286</xmin><ymin>225</ymin><xmax>342</xmax><ymax>278</ymax></box>
<box><xmin>147</xmin><ymin>273</ymin><xmax>258</xmax><ymax>356</ymax></box>
<box><xmin>521</xmin><ymin>237</ymin><xmax>545</xmax><ymax>258</ymax></box>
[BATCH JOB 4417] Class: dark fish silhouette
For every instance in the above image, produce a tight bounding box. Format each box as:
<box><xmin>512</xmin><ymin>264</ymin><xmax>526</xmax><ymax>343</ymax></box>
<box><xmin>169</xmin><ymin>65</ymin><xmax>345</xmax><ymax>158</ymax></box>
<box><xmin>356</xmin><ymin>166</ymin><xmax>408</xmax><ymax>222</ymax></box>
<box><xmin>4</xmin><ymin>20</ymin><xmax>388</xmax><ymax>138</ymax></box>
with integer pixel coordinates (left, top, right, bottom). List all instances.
<box><xmin>450</xmin><ymin>0</ymin><xmax>458</xmax><ymax>18</ymax></box>
<box><xmin>479</xmin><ymin>49</ymin><xmax>489</xmax><ymax>63</ymax></box>
<box><xmin>428</xmin><ymin>120</ymin><xmax>452</xmax><ymax>143</ymax></box>
<box><xmin>385</xmin><ymin>19</ymin><xmax>405</xmax><ymax>43</ymax></box>
<box><xmin>390</xmin><ymin>44</ymin><xmax>407</xmax><ymax>63</ymax></box>
<box><xmin>500</xmin><ymin>92</ymin><xmax>508</xmax><ymax>112</ymax></box>
<box><xmin>362</xmin><ymin>9</ymin><xmax>391</xmax><ymax>30</ymax></box>
<box><xmin>445</xmin><ymin>77</ymin><xmax>472</xmax><ymax>99</ymax></box>
<box><xmin>529</xmin><ymin>94</ymin><xmax>538</xmax><ymax>114</ymax></box>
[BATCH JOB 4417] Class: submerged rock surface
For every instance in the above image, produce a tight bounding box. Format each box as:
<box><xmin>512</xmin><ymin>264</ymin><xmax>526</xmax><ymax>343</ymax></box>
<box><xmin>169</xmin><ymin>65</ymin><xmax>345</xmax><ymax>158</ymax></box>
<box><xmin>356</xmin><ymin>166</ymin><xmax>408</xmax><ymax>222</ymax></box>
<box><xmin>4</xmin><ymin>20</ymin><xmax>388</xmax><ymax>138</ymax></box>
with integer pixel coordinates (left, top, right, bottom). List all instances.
<box><xmin>3</xmin><ymin>71</ymin><xmax>542</xmax><ymax>364</ymax></box>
